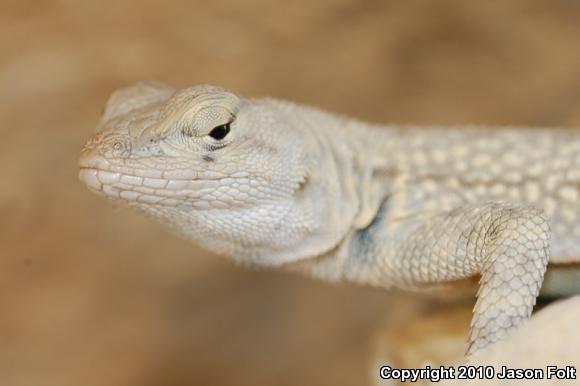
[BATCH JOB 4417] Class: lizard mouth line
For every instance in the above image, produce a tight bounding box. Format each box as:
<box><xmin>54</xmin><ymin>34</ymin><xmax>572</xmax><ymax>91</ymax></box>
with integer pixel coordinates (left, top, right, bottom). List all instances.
<box><xmin>78</xmin><ymin>167</ymin><xmax>242</xmax><ymax>209</ymax></box>
<box><xmin>78</xmin><ymin>163</ymin><xmax>198</xmax><ymax>181</ymax></box>
<box><xmin>78</xmin><ymin>167</ymin><xmax>199</xmax><ymax>205</ymax></box>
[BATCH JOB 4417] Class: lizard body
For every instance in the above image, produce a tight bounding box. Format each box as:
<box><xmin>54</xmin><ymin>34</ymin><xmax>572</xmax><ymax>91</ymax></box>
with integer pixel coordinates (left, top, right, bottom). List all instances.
<box><xmin>79</xmin><ymin>82</ymin><xmax>580</xmax><ymax>355</ymax></box>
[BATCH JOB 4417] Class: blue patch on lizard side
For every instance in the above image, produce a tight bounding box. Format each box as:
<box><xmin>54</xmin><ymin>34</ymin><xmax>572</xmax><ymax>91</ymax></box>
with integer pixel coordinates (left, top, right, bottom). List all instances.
<box><xmin>350</xmin><ymin>196</ymin><xmax>390</xmax><ymax>258</ymax></box>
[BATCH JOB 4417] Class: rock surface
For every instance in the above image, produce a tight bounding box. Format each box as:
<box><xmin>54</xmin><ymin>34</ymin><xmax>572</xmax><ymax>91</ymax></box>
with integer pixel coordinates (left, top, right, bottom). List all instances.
<box><xmin>374</xmin><ymin>297</ymin><xmax>580</xmax><ymax>385</ymax></box>
<box><xmin>441</xmin><ymin>296</ymin><xmax>580</xmax><ymax>385</ymax></box>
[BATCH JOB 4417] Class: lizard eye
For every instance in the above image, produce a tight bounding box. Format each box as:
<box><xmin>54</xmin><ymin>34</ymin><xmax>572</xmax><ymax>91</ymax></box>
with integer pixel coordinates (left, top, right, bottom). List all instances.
<box><xmin>208</xmin><ymin>123</ymin><xmax>231</xmax><ymax>140</ymax></box>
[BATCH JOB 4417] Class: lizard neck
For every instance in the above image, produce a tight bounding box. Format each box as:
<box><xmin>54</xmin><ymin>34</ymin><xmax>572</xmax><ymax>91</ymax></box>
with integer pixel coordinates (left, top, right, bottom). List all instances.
<box><xmin>272</xmin><ymin>104</ymin><xmax>399</xmax><ymax>276</ymax></box>
<box><xmin>312</xmin><ymin>110</ymin><xmax>400</xmax><ymax>230</ymax></box>
<box><xmin>219</xmin><ymin>101</ymin><xmax>397</xmax><ymax>268</ymax></box>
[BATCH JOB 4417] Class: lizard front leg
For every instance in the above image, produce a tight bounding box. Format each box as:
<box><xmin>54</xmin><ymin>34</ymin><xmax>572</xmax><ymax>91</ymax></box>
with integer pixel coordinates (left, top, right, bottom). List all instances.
<box><xmin>346</xmin><ymin>201</ymin><xmax>550</xmax><ymax>355</ymax></box>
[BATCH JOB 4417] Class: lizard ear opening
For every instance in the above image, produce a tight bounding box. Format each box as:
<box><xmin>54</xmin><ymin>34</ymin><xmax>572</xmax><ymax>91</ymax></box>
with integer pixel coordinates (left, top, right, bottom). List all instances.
<box><xmin>292</xmin><ymin>174</ymin><xmax>311</xmax><ymax>204</ymax></box>
<box><xmin>101</xmin><ymin>81</ymin><xmax>175</xmax><ymax>123</ymax></box>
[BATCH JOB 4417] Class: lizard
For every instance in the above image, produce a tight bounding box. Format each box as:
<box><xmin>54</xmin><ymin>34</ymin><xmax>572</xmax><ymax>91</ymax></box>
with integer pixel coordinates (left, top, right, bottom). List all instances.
<box><xmin>78</xmin><ymin>81</ymin><xmax>580</xmax><ymax>356</ymax></box>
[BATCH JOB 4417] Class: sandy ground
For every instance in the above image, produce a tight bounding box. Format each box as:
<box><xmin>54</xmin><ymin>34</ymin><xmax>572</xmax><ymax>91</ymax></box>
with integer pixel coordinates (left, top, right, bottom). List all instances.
<box><xmin>1</xmin><ymin>1</ymin><xmax>580</xmax><ymax>385</ymax></box>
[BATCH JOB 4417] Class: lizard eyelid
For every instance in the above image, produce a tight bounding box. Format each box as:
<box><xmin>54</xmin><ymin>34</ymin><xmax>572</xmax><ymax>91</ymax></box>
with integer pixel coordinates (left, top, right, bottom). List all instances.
<box><xmin>181</xmin><ymin>127</ymin><xmax>195</xmax><ymax>137</ymax></box>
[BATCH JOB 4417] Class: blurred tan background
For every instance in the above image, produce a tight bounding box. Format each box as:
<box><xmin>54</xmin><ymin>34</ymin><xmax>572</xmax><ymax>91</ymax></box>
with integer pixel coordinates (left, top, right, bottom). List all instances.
<box><xmin>2</xmin><ymin>1</ymin><xmax>580</xmax><ymax>385</ymax></box>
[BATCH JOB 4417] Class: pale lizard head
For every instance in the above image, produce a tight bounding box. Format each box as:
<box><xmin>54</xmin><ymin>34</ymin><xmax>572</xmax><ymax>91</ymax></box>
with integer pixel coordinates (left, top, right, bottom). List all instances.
<box><xmin>79</xmin><ymin>82</ymin><xmax>351</xmax><ymax>266</ymax></box>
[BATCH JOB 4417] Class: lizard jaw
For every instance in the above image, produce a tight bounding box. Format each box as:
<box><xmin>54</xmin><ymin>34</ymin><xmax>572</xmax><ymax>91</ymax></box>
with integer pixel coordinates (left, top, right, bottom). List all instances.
<box><xmin>78</xmin><ymin>148</ymin><xmax>180</xmax><ymax>205</ymax></box>
<box><xmin>78</xmin><ymin>149</ymin><xmax>234</xmax><ymax>208</ymax></box>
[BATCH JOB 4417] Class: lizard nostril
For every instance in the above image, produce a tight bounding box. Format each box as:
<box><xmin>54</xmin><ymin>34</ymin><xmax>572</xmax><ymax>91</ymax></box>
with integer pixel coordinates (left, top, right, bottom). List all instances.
<box><xmin>102</xmin><ymin>136</ymin><xmax>132</xmax><ymax>159</ymax></box>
